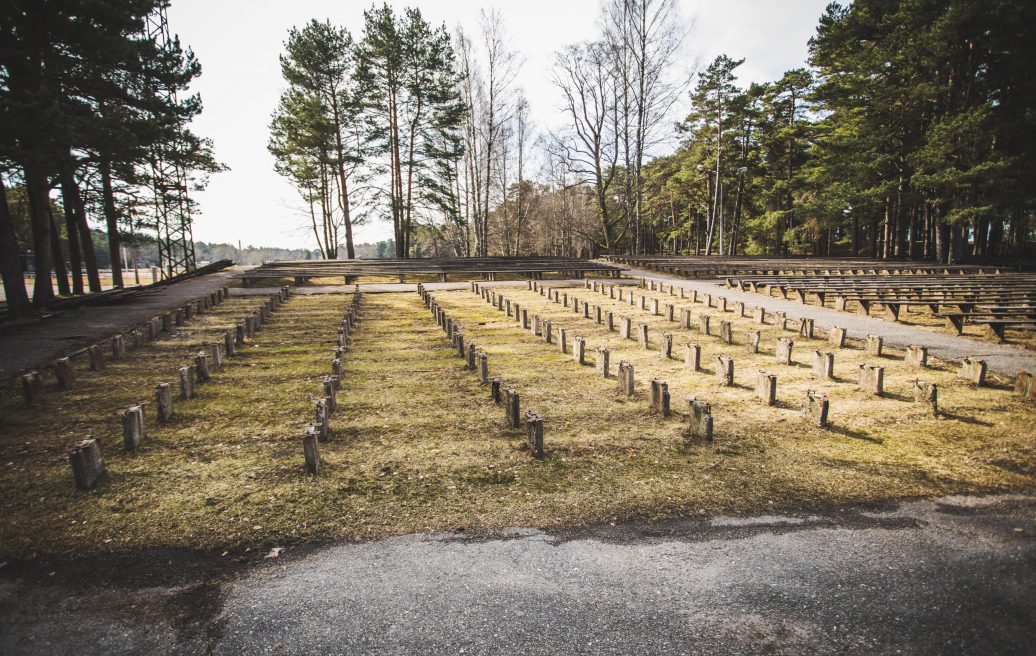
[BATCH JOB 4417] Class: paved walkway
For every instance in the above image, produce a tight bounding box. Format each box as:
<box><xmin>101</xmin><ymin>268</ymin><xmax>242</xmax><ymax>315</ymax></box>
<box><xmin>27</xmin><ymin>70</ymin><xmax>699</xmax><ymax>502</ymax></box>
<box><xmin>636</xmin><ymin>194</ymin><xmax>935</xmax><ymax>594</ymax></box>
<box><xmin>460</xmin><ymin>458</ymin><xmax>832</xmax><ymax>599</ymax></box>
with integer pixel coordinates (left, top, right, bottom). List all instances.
<box><xmin>0</xmin><ymin>272</ymin><xmax>237</xmax><ymax>382</ymax></box>
<box><xmin>618</xmin><ymin>264</ymin><xmax>1036</xmax><ymax>376</ymax></box>
<box><xmin>1</xmin><ymin>494</ymin><xmax>1033</xmax><ymax>654</ymax></box>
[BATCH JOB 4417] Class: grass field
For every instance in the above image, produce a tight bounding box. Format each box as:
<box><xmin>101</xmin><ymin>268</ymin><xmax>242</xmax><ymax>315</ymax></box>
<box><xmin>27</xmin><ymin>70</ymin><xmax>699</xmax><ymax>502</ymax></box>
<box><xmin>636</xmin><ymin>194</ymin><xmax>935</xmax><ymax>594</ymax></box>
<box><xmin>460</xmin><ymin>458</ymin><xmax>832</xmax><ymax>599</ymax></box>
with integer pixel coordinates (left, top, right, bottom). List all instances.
<box><xmin>0</xmin><ymin>286</ymin><xmax>1033</xmax><ymax>561</ymax></box>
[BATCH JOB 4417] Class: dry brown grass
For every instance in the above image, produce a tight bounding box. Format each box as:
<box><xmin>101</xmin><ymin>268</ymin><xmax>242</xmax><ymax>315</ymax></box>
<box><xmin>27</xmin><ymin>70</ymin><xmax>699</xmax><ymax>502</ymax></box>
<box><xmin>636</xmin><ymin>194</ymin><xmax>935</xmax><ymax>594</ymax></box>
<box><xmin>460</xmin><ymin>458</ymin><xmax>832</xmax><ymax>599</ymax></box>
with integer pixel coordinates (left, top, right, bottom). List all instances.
<box><xmin>0</xmin><ymin>286</ymin><xmax>1032</xmax><ymax>561</ymax></box>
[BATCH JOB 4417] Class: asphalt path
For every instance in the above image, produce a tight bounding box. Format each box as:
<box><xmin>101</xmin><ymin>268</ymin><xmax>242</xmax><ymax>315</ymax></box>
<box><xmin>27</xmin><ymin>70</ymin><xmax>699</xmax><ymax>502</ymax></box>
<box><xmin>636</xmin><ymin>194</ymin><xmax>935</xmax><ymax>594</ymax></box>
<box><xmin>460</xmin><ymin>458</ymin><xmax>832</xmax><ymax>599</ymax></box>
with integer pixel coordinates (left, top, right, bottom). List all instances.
<box><xmin>1</xmin><ymin>494</ymin><xmax>1033</xmax><ymax>655</ymax></box>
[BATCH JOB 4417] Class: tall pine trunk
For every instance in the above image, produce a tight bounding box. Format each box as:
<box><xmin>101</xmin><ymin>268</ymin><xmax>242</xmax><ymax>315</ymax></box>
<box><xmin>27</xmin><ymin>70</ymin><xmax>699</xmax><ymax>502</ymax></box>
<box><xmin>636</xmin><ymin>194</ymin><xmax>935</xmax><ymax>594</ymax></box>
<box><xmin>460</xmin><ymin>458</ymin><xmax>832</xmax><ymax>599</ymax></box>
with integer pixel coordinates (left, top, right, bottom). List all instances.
<box><xmin>0</xmin><ymin>176</ymin><xmax>31</xmax><ymax>316</ymax></box>
<box><xmin>48</xmin><ymin>204</ymin><xmax>70</xmax><ymax>296</ymax></box>
<box><xmin>99</xmin><ymin>158</ymin><xmax>123</xmax><ymax>288</ymax></box>
<box><xmin>24</xmin><ymin>163</ymin><xmax>54</xmax><ymax>305</ymax></box>
<box><xmin>60</xmin><ymin>173</ymin><xmax>84</xmax><ymax>295</ymax></box>
<box><xmin>62</xmin><ymin>168</ymin><xmax>101</xmax><ymax>292</ymax></box>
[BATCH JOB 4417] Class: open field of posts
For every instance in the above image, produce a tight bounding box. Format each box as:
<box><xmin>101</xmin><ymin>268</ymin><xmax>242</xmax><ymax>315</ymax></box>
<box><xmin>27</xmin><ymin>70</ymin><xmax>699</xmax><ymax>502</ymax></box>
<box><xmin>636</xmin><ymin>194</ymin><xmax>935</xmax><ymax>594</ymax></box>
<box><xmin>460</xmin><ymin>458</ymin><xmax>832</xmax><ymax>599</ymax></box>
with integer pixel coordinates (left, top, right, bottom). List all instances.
<box><xmin>1</xmin><ymin>271</ymin><xmax>1034</xmax><ymax>561</ymax></box>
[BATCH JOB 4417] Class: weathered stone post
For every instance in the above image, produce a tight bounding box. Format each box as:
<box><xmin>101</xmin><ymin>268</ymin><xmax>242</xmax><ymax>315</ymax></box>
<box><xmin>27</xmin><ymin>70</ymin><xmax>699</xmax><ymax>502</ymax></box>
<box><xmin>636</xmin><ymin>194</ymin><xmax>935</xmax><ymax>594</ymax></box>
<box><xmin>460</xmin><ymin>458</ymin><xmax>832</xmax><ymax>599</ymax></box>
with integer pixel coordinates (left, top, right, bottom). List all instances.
<box><xmin>531</xmin><ymin>314</ymin><xmax>541</xmax><ymax>337</ymax></box>
<box><xmin>162</xmin><ymin>313</ymin><xmax>173</xmax><ymax>333</ymax></box>
<box><xmin>595</xmin><ymin>347</ymin><xmax>610</xmax><ymax>377</ymax></box>
<box><xmin>223</xmin><ymin>331</ymin><xmax>235</xmax><ymax>357</ymax></box>
<box><xmin>594</xmin><ymin>305</ymin><xmax>603</xmax><ymax>324</ymax></box>
<box><xmin>87</xmin><ymin>344</ymin><xmax>106</xmax><ymax>372</ymax></box>
<box><xmin>558</xmin><ymin>327</ymin><xmax>568</xmax><ymax>354</ymax></box>
<box><xmin>699</xmin><ymin>314</ymin><xmax>711</xmax><ymax>336</ymax></box>
<box><xmin>315</xmin><ymin>398</ymin><xmax>330</xmax><ymax>441</ymax></box>
<box><xmin>211</xmin><ymin>342</ymin><xmax>224</xmax><ymax>369</ymax></box>
<box><xmin>799</xmin><ymin>318</ymin><xmax>814</xmax><ymax>339</ymax></box>
<box><xmin>573</xmin><ymin>337</ymin><xmax>586</xmax><ymax>365</ymax></box>
<box><xmin>774</xmin><ymin>311</ymin><xmax>787</xmax><ymax>330</ymax></box>
<box><xmin>637</xmin><ymin>323</ymin><xmax>649</xmax><ymax>348</ymax></box>
<box><xmin>505</xmin><ymin>388</ymin><xmax>521</xmax><ymax>428</ymax></box>
<box><xmin>332</xmin><ymin>358</ymin><xmax>343</xmax><ymax>378</ymax></box>
<box><xmin>685</xmin><ymin>343</ymin><xmax>701</xmax><ymax>371</ymax></box>
<box><xmin>776</xmin><ymin>337</ymin><xmax>794</xmax><ymax>365</ymax></box>
<box><xmin>111</xmin><ymin>334</ymin><xmax>126</xmax><ymax>360</ymax></box>
<box><xmin>753</xmin><ymin>307</ymin><xmax>766</xmax><ymax>324</ymax></box>
<box><xmin>491</xmin><ymin>378</ymin><xmax>502</xmax><ymax>403</ymax></box>
<box><xmin>829</xmin><ymin>326</ymin><xmax>846</xmax><ymax>348</ymax></box>
<box><xmin>858</xmin><ymin>364</ymin><xmax>884</xmax><ymax>396</ymax></box>
<box><xmin>54</xmin><ymin>357</ymin><xmax>76</xmax><ymax>390</ymax></box>
<box><xmin>1015</xmin><ymin>371</ymin><xmax>1035</xmax><ymax>401</ymax></box>
<box><xmin>913</xmin><ymin>380</ymin><xmax>939</xmax><ymax>415</ymax></box>
<box><xmin>620</xmin><ymin>316</ymin><xmax>632</xmax><ymax>340</ymax></box>
<box><xmin>467</xmin><ymin>343</ymin><xmax>477</xmax><ymax>371</ymax></box>
<box><xmin>756</xmin><ymin>372</ymin><xmax>777</xmax><ymax>406</ymax></box>
<box><xmin>906</xmin><ymin>345</ymin><xmax>928</xmax><ymax>368</ymax></box>
<box><xmin>155</xmin><ymin>383</ymin><xmax>173</xmax><ymax>422</ymax></box>
<box><xmin>686</xmin><ymin>399</ymin><xmax>714</xmax><ymax>442</ymax></box>
<box><xmin>660</xmin><ymin>332</ymin><xmax>673</xmax><ymax>359</ymax></box>
<box><xmin>520</xmin><ymin>308</ymin><xmax>530</xmax><ymax>330</ymax></box>
<box><xmin>650</xmin><ymin>379</ymin><xmax>671</xmax><ymax>417</ymax></box>
<box><xmin>747</xmin><ymin>330</ymin><xmax>761</xmax><ymax>354</ymax></box>
<box><xmin>478</xmin><ymin>351</ymin><xmax>490</xmax><ymax>384</ymax></box>
<box><xmin>715</xmin><ymin>355</ymin><xmax>734</xmax><ymax>386</ymax></box>
<box><xmin>959</xmin><ymin>357</ymin><xmax>987</xmax><ymax>386</ymax></box>
<box><xmin>717</xmin><ymin>297</ymin><xmax>728</xmax><ymax>312</ymax></box>
<box><xmin>194</xmin><ymin>353</ymin><xmax>210</xmax><ymax>383</ymax></box>
<box><xmin>638</xmin><ymin>295</ymin><xmax>647</xmax><ymax>311</ymax></box>
<box><xmin>235</xmin><ymin>323</ymin><xmax>245</xmax><ymax>347</ymax></box>
<box><xmin>122</xmin><ymin>405</ymin><xmax>145</xmax><ymax>450</ymax></box>
<box><xmin>303</xmin><ymin>427</ymin><xmax>321</xmax><ymax>475</ymax></box>
<box><xmin>542</xmin><ymin>319</ymin><xmax>553</xmax><ymax>344</ymax></box>
<box><xmin>618</xmin><ymin>361</ymin><xmax>635</xmax><ymax>397</ymax></box>
<box><xmin>680</xmin><ymin>307</ymin><xmax>693</xmax><ymax>329</ymax></box>
<box><xmin>866</xmin><ymin>334</ymin><xmax>884</xmax><ymax>356</ymax></box>
<box><xmin>524</xmin><ymin>411</ymin><xmax>544</xmax><ymax>458</ymax></box>
<box><xmin>179</xmin><ymin>365</ymin><xmax>196</xmax><ymax>400</ymax></box>
<box><xmin>803</xmin><ymin>390</ymin><xmax>829</xmax><ymax>427</ymax></box>
<box><xmin>175</xmin><ymin>307</ymin><xmax>185</xmax><ymax>326</ymax></box>
<box><xmin>719</xmin><ymin>320</ymin><xmax>733</xmax><ymax>344</ymax></box>
<box><xmin>322</xmin><ymin>376</ymin><xmax>337</xmax><ymax>413</ymax></box>
<box><xmin>606</xmin><ymin>311</ymin><xmax>615</xmax><ymax>331</ymax></box>
<box><xmin>650</xmin><ymin>298</ymin><xmax>660</xmax><ymax>315</ymax></box>
<box><xmin>664</xmin><ymin>303</ymin><xmax>675</xmax><ymax>322</ymax></box>
<box><xmin>812</xmin><ymin>350</ymin><xmax>834</xmax><ymax>379</ymax></box>
<box><xmin>734</xmin><ymin>301</ymin><xmax>746</xmax><ymax>318</ymax></box>
<box><xmin>69</xmin><ymin>439</ymin><xmax>105</xmax><ymax>489</ymax></box>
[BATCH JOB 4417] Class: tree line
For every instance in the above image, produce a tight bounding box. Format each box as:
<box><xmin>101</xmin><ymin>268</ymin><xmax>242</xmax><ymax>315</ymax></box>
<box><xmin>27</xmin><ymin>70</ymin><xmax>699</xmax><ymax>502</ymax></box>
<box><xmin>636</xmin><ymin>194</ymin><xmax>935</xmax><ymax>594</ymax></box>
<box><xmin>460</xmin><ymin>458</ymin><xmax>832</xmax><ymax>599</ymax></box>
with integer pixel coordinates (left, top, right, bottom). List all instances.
<box><xmin>0</xmin><ymin>0</ymin><xmax>219</xmax><ymax>317</ymax></box>
<box><xmin>274</xmin><ymin>0</ymin><xmax>1034</xmax><ymax>264</ymax></box>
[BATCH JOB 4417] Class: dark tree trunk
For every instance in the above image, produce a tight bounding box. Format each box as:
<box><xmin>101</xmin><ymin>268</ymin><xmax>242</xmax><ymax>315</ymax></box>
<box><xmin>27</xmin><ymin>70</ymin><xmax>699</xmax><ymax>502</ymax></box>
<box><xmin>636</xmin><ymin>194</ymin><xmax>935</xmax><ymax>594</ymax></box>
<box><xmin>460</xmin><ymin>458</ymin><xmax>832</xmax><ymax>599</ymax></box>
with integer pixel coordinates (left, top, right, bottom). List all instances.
<box><xmin>99</xmin><ymin>158</ymin><xmax>123</xmax><ymax>288</ymax></box>
<box><xmin>0</xmin><ymin>176</ymin><xmax>31</xmax><ymax>317</ymax></box>
<box><xmin>60</xmin><ymin>173</ymin><xmax>84</xmax><ymax>295</ymax></box>
<box><xmin>24</xmin><ymin>163</ymin><xmax>55</xmax><ymax>305</ymax></box>
<box><xmin>62</xmin><ymin>168</ymin><xmax>101</xmax><ymax>292</ymax></box>
<box><xmin>48</xmin><ymin>204</ymin><xmax>70</xmax><ymax>295</ymax></box>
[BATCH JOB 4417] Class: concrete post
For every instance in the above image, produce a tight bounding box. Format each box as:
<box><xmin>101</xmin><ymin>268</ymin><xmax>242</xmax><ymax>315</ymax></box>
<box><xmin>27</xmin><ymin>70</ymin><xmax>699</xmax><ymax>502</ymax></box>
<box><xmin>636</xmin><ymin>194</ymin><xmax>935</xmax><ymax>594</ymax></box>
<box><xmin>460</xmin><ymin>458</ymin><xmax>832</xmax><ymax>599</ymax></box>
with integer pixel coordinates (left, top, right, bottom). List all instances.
<box><xmin>715</xmin><ymin>356</ymin><xmax>734</xmax><ymax>386</ymax></box>
<box><xmin>687</xmin><ymin>399</ymin><xmax>713</xmax><ymax>442</ymax></box>
<box><xmin>756</xmin><ymin>372</ymin><xmax>777</xmax><ymax>406</ymax></box>
<box><xmin>650</xmin><ymin>379</ymin><xmax>671</xmax><ymax>417</ymax></box>
<box><xmin>685</xmin><ymin>343</ymin><xmax>701</xmax><ymax>371</ymax></box>
<box><xmin>803</xmin><ymin>390</ymin><xmax>829</xmax><ymax>427</ymax></box>
<box><xmin>69</xmin><ymin>438</ymin><xmax>105</xmax><ymax>489</ymax></box>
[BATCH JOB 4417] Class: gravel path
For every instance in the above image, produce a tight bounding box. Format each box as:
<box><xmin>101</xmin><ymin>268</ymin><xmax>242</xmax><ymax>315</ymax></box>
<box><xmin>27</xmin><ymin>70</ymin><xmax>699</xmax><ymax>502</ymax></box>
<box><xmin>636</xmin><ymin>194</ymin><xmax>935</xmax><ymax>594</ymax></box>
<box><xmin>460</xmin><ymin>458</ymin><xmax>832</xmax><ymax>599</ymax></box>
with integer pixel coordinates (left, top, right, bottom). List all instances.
<box><xmin>0</xmin><ymin>271</ymin><xmax>237</xmax><ymax>382</ymax></box>
<box><xmin>619</xmin><ymin>264</ymin><xmax>1036</xmax><ymax>376</ymax></box>
<box><xmin>1</xmin><ymin>494</ymin><xmax>1033</xmax><ymax>654</ymax></box>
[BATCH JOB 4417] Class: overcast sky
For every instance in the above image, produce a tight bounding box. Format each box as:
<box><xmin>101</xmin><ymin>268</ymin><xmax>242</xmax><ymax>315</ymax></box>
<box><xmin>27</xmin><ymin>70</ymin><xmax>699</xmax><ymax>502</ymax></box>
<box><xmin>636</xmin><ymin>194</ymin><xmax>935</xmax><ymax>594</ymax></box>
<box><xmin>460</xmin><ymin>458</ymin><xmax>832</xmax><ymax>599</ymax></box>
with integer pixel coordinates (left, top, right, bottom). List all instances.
<box><xmin>167</xmin><ymin>0</ymin><xmax>832</xmax><ymax>250</ymax></box>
